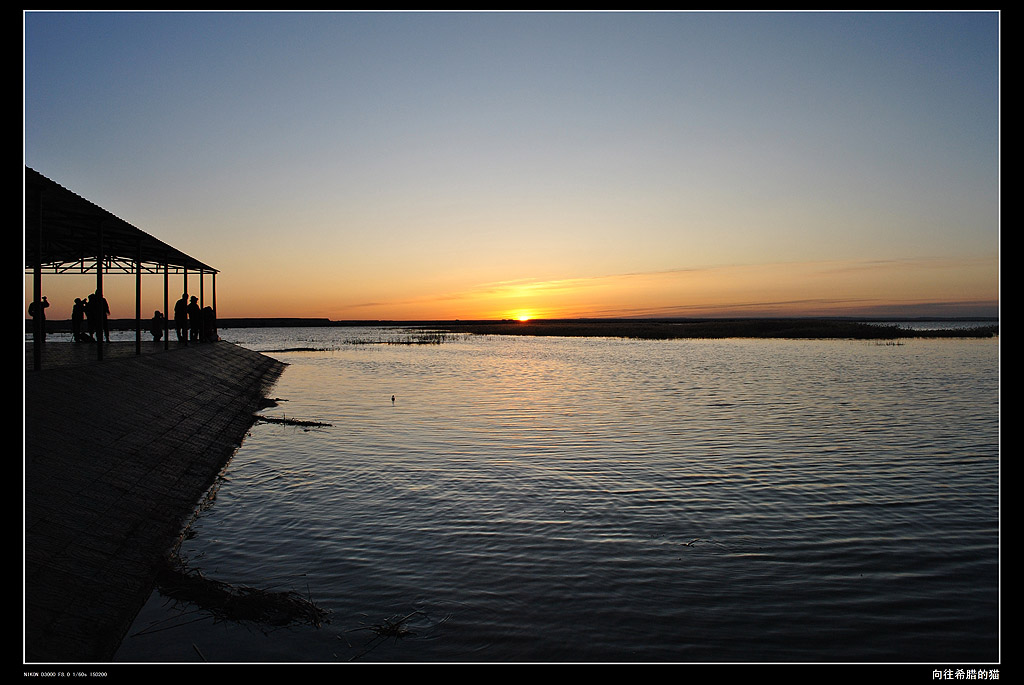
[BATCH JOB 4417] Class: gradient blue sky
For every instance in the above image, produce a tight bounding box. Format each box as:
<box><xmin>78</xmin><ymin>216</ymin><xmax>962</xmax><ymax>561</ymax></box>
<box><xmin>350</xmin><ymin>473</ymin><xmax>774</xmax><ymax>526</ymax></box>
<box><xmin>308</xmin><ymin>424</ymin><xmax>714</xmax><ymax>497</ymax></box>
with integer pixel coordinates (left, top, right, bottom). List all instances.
<box><xmin>24</xmin><ymin>10</ymin><xmax>1000</xmax><ymax>321</ymax></box>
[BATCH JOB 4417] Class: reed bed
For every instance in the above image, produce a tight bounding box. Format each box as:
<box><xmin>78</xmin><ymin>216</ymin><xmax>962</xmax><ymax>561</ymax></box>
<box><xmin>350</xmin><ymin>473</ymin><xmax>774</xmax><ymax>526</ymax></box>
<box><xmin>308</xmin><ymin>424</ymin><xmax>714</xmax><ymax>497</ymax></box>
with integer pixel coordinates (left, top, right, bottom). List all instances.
<box><xmin>432</xmin><ymin>319</ymin><xmax>998</xmax><ymax>340</ymax></box>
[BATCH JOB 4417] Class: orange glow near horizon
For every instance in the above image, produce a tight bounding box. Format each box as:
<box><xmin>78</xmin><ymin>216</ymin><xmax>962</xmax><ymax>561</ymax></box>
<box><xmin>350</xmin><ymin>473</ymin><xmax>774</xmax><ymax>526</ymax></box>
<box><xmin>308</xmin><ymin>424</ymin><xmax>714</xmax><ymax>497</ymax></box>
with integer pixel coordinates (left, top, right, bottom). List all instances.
<box><xmin>25</xmin><ymin>255</ymin><xmax>997</xmax><ymax>323</ymax></box>
<box><xmin>24</xmin><ymin>13</ymin><xmax>998</xmax><ymax>329</ymax></box>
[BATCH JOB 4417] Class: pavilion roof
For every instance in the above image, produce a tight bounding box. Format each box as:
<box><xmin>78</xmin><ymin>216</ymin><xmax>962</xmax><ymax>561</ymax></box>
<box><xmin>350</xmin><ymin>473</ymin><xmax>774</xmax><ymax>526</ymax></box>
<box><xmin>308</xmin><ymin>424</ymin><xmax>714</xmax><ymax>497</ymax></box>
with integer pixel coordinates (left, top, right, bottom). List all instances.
<box><xmin>25</xmin><ymin>167</ymin><xmax>217</xmax><ymax>275</ymax></box>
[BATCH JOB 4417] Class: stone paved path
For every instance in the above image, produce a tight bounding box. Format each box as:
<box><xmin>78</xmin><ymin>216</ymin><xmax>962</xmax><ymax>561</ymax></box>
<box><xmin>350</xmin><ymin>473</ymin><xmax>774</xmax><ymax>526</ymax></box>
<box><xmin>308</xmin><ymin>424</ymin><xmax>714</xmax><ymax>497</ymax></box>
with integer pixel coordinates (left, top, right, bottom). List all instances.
<box><xmin>24</xmin><ymin>341</ymin><xmax>285</xmax><ymax>663</ymax></box>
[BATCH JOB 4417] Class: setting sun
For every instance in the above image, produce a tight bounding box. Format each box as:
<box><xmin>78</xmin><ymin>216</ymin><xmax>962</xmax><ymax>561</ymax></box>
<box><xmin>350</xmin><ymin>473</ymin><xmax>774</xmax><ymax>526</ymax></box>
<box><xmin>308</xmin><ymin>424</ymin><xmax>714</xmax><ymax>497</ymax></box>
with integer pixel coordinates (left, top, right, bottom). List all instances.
<box><xmin>23</xmin><ymin>11</ymin><xmax>1000</xmax><ymax>666</ymax></box>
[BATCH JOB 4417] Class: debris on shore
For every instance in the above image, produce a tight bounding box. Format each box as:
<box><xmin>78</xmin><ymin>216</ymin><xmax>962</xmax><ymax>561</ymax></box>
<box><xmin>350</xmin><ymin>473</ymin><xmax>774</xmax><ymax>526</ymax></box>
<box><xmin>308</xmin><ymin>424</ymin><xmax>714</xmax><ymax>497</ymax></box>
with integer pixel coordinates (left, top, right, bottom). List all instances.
<box><xmin>253</xmin><ymin>414</ymin><xmax>331</xmax><ymax>428</ymax></box>
<box><xmin>154</xmin><ymin>553</ymin><xmax>329</xmax><ymax>629</ymax></box>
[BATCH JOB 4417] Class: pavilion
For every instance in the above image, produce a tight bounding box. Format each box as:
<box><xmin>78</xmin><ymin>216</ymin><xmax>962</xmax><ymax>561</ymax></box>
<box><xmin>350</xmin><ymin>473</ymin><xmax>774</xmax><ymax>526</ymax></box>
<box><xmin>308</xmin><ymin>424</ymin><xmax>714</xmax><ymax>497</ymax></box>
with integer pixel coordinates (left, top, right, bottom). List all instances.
<box><xmin>25</xmin><ymin>167</ymin><xmax>219</xmax><ymax>370</ymax></box>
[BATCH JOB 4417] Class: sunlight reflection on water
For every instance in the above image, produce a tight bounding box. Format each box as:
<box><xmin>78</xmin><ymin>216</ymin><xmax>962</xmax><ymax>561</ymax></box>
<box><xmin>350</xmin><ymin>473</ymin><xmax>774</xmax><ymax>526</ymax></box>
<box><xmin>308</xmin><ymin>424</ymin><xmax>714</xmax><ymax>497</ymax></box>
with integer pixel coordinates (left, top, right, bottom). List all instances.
<box><xmin>116</xmin><ymin>327</ymin><xmax>998</xmax><ymax>663</ymax></box>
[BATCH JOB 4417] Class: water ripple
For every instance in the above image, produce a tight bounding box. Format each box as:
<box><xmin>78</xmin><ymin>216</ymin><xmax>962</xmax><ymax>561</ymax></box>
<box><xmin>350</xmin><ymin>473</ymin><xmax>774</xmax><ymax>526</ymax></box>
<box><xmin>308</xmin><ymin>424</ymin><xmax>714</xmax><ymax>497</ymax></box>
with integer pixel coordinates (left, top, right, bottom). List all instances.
<box><xmin>118</xmin><ymin>331</ymin><xmax>998</xmax><ymax>663</ymax></box>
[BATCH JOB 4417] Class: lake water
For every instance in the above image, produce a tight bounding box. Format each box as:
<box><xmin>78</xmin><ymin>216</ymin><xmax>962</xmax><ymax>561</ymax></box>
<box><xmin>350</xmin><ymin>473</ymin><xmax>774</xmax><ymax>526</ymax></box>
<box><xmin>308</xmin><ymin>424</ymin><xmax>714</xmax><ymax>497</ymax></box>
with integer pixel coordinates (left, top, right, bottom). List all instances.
<box><xmin>113</xmin><ymin>326</ymin><xmax>1000</xmax><ymax>664</ymax></box>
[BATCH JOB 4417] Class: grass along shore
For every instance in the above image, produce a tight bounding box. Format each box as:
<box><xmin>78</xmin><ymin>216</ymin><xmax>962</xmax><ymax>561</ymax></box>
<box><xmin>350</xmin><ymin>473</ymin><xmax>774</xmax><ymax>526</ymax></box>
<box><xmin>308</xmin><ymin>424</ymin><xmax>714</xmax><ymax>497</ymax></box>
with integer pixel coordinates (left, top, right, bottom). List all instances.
<box><xmin>427</xmin><ymin>318</ymin><xmax>999</xmax><ymax>340</ymax></box>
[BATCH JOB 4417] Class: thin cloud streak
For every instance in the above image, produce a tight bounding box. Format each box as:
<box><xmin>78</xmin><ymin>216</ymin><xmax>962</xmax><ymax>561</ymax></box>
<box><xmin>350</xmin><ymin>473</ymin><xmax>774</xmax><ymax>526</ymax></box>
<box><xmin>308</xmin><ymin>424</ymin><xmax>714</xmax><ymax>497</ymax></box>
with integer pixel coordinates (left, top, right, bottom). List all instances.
<box><xmin>24</xmin><ymin>11</ymin><xmax>999</xmax><ymax>321</ymax></box>
<box><xmin>336</xmin><ymin>256</ymin><xmax>997</xmax><ymax>319</ymax></box>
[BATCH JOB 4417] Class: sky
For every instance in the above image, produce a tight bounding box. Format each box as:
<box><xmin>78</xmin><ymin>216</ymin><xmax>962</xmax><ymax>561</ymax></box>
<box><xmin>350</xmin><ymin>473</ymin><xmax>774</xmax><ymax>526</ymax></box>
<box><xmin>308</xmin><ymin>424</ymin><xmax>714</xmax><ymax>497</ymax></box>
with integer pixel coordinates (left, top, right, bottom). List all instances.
<box><xmin>24</xmin><ymin>10</ymin><xmax>1000</xmax><ymax>321</ymax></box>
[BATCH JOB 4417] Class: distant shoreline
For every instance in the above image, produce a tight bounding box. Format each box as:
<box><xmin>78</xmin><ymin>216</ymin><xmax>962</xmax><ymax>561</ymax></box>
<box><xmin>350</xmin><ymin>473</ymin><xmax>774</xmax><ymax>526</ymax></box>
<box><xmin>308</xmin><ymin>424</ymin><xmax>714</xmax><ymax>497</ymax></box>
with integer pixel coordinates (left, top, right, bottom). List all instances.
<box><xmin>28</xmin><ymin>316</ymin><xmax>998</xmax><ymax>340</ymax></box>
<box><xmin>429</xmin><ymin>318</ymin><xmax>1000</xmax><ymax>340</ymax></box>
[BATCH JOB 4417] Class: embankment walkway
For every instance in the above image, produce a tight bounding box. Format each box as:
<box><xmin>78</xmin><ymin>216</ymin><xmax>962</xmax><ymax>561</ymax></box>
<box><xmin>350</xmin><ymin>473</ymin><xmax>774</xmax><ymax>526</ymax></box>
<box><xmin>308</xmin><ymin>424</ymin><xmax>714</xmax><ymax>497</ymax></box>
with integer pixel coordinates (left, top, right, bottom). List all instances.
<box><xmin>24</xmin><ymin>341</ymin><xmax>286</xmax><ymax>663</ymax></box>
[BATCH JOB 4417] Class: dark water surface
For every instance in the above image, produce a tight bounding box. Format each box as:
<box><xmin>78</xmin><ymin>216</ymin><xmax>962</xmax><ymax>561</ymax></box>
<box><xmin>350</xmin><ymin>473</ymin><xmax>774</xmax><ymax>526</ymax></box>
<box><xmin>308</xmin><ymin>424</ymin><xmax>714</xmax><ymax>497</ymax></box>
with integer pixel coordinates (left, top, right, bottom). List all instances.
<box><xmin>114</xmin><ymin>328</ymin><xmax>999</xmax><ymax>663</ymax></box>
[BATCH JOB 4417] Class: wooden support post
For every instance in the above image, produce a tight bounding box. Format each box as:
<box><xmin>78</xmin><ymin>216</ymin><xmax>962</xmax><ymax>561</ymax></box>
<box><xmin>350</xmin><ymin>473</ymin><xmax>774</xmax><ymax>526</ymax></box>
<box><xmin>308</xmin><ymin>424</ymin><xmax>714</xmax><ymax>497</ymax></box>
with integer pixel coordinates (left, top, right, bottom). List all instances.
<box><xmin>32</xmin><ymin>189</ymin><xmax>43</xmax><ymax>371</ymax></box>
<box><xmin>96</xmin><ymin>223</ymin><xmax>104</xmax><ymax>361</ymax></box>
<box><xmin>164</xmin><ymin>264</ymin><xmax>170</xmax><ymax>350</ymax></box>
<box><xmin>135</xmin><ymin>240</ymin><xmax>142</xmax><ymax>355</ymax></box>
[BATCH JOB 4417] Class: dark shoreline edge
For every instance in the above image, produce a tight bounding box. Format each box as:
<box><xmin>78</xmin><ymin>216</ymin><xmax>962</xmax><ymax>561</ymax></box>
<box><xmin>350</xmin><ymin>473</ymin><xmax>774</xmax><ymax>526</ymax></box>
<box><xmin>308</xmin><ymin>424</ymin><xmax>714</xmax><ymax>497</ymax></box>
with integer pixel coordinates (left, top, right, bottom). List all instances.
<box><xmin>428</xmin><ymin>318</ymin><xmax>999</xmax><ymax>340</ymax></box>
<box><xmin>29</xmin><ymin>316</ymin><xmax>999</xmax><ymax>340</ymax></box>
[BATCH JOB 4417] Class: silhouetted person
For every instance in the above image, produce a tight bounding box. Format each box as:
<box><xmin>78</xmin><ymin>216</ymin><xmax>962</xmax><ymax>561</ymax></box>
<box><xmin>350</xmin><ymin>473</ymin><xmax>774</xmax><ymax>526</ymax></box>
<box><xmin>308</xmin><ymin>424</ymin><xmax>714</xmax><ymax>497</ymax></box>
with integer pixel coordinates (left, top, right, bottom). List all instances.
<box><xmin>71</xmin><ymin>297</ymin><xmax>86</xmax><ymax>342</ymax></box>
<box><xmin>188</xmin><ymin>296</ymin><xmax>201</xmax><ymax>342</ymax></box>
<box><xmin>150</xmin><ymin>310</ymin><xmax>165</xmax><ymax>341</ymax></box>
<box><xmin>174</xmin><ymin>294</ymin><xmax>188</xmax><ymax>342</ymax></box>
<box><xmin>201</xmin><ymin>306</ymin><xmax>217</xmax><ymax>342</ymax></box>
<box><xmin>86</xmin><ymin>292</ymin><xmax>111</xmax><ymax>342</ymax></box>
<box><xmin>83</xmin><ymin>294</ymin><xmax>96</xmax><ymax>341</ymax></box>
<box><xmin>98</xmin><ymin>291</ymin><xmax>111</xmax><ymax>342</ymax></box>
<box><xmin>86</xmin><ymin>293</ymin><xmax>101</xmax><ymax>341</ymax></box>
<box><xmin>28</xmin><ymin>295</ymin><xmax>49</xmax><ymax>340</ymax></box>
